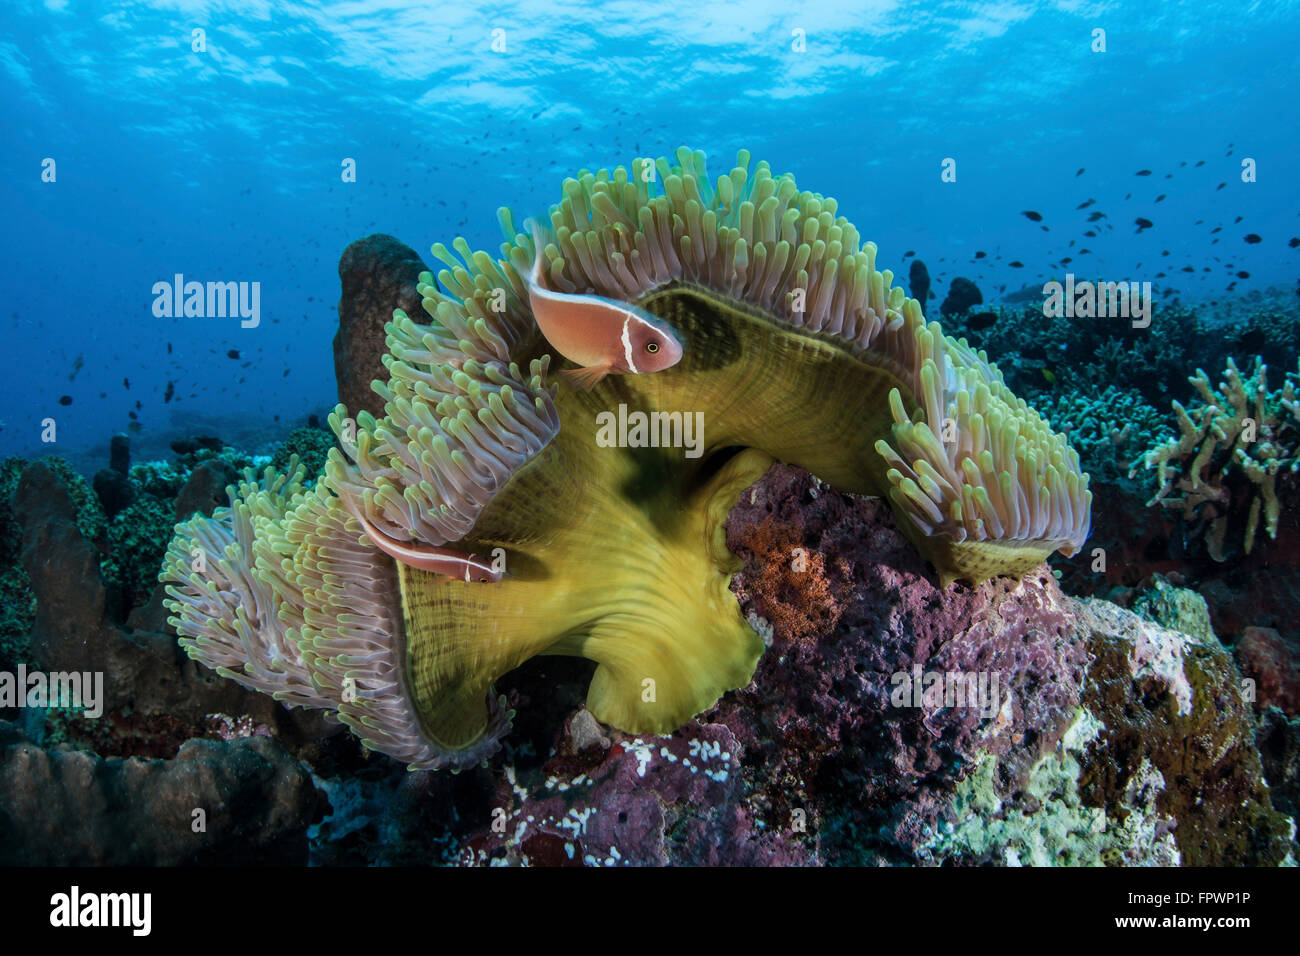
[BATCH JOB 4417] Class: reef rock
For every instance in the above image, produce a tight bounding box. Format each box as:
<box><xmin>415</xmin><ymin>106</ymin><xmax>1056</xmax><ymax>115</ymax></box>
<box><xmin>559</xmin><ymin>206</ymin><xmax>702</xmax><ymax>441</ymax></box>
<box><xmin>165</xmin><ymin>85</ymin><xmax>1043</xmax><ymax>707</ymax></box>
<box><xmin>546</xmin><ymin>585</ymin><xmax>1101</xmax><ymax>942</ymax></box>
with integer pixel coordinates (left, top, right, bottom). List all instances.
<box><xmin>908</xmin><ymin>260</ymin><xmax>931</xmax><ymax>317</ymax></box>
<box><xmin>334</xmin><ymin>234</ymin><xmax>431</xmax><ymax>419</ymax></box>
<box><xmin>0</xmin><ymin>721</ymin><xmax>322</xmax><ymax>864</ymax></box>
<box><xmin>940</xmin><ymin>276</ymin><xmax>983</xmax><ymax>318</ymax></box>
<box><xmin>13</xmin><ymin>460</ymin><xmax>329</xmax><ymax>740</ymax></box>
<box><xmin>456</xmin><ymin>464</ymin><xmax>1293</xmax><ymax>866</ymax></box>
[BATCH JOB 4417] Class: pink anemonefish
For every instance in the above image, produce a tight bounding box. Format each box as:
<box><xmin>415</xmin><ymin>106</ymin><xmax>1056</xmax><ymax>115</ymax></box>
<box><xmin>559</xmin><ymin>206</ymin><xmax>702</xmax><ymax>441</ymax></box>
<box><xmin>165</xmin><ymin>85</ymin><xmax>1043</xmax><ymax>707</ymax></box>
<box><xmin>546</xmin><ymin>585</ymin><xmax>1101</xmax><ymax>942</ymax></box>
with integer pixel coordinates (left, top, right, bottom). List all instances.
<box><xmin>525</xmin><ymin>221</ymin><xmax>684</xmax><ymax>390</ymax></box>
<box><xmin>339</xmin><ymin>493</ymin><xmax>502</xmax><ymax>583</ymax></box>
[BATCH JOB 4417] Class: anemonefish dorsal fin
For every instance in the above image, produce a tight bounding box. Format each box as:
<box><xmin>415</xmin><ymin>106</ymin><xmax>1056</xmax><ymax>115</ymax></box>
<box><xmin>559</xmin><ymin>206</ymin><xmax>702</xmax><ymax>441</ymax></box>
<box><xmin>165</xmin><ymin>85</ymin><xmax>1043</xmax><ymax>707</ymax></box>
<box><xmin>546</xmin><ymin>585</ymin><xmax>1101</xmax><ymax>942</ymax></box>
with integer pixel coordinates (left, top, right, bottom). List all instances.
<box><xmin>340</xmin><ymin>494</ymin><xmax>502</xmax><ymax>583</ymax></box>
<box><xmin>560</xmin><ymin>364</ymin><xmax>614</xmax><ymax>391</ymax></box>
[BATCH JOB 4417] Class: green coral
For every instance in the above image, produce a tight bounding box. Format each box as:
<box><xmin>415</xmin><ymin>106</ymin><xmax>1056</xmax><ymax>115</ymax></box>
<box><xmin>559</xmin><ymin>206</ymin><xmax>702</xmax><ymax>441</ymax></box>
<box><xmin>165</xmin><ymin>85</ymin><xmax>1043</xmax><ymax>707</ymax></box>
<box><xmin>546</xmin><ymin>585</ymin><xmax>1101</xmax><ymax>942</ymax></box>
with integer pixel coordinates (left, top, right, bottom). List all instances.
<box><xmin>102</xmin><ymin>493</ymin><xmax>180</xmax><ymax>611</ymax></box>
<box><xmin>1131</xmin><ymin>575</ymin><xmax>1218</xmax><ymax>647</ymax></box>
<box><xmin>1037</xmin><ymin>386</ymin><xmax>1170</xmax><ymax>482</ymax></box>
<box><xmin>269</xmin><ymin>426</ymin><xmax>335</xmax><ymax>484</ymax></box>
<box><xmin>943</xmin><ymin>301</ymin><xmax>1213</xmax><ymax>413</ymax></box>
<box><xmin>1131</xmin><ymin>356</ymin><xmax>1300</xmax><ymax>561</ymax></box>
<box><xmin>921</xmin><ymin>708</ymin><xmax>1179</xmax><ymax>866</ymax></box>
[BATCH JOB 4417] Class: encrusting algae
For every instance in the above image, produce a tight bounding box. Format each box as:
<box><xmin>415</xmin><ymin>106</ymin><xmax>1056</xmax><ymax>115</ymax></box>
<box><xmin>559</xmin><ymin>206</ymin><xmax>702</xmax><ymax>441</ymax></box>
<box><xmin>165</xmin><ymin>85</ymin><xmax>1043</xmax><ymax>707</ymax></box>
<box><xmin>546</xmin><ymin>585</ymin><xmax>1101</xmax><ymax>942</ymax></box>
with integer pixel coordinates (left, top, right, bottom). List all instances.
<box><xmin>160</xmin><ymin>147</ymin><xmax>1091</xmax><ymax>770</ymax></box>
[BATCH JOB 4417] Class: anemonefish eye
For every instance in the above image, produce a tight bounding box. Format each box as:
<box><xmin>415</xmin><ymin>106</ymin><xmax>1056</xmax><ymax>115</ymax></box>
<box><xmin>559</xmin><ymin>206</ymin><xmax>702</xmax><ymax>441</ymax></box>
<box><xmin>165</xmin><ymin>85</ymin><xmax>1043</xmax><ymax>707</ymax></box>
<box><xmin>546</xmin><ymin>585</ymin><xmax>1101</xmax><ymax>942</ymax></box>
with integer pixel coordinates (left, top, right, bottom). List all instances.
<box><xmin>645</xmin><ymin>341</ymin><xmax>659</xmax><ymax>353</ymax></box>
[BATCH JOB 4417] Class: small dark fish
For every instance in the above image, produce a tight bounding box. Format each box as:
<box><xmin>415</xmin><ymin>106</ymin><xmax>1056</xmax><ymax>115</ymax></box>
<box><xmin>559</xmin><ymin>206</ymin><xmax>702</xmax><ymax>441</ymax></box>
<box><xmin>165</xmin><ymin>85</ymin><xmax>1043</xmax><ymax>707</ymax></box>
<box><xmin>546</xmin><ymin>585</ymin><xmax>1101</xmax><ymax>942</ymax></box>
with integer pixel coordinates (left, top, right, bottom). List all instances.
<box><xmin>58</xmin><ymin>395</ymin><xmax>72</xmax><ymax>406</ymax></box>
<box><xmin>1211</xmin><ymin>226</ymin><xmax>1222</xmax><ymax>234</ymax></box>
<box><xmin>1060</xmin><ymin>257</ymin><xmax>1073</xmax><ymax>265</ymax></box>
<box><xmin>1234</xmin><ymin>216</ymin><xmax>1243</xmax><ymax>223</ymax></box>
<box><xmin>1076</xmin><ymin>199</ymin><xmax>1095</xmax><ymax>209</ymax></box>
<box><xmin>1087</xmin><ymin>211</ymin><xmax>1105</xmax><ymax>222</ymax></box>
<box><xmin>1079</xmin><ymin>248</ymin><xmax>1092</xmax><ymax>254</ymax></box>
<box><xmin>1083</xmin><ymin>230</ymin><xmax>1097</xmax><ymax>237</ymax></box>
<box><xmin>135</xmin><ymin>400</ymin><xmax>141</xmax><ymax>411</ymax></box>
<box><xmin>1009</xmin><ymin>261</ymin><xmax>1024</xmax><ymax>268</ymax></box>
<box><xmin>167</xmin><ymin>342</ymin><xmax>172</xmax><ymax>354</ymax></box>
<box><xmin>68</xmin><ymin>354</ymin><xmax>84</xmax><ymax>381</ymax></box>
<box><xmin>163</xmin><ymin>381</ymin><xmax>175</xmax><ymax>403</ymax></box>
<box><xmin>1244</xmin><ymin>234</ymin><xmax>1262</xmax><ymax>244</ymax></box>
<box><xmin>1135</xmin><ymin>217</ymin><xmax>1154</xmax><ymax>232</ymax></box>
<box><xmin>974</xmin><ymin>251</ymin><xmax>986</xmax><ymax>259</ymax></box>
<box><xmin>1216</xmin><ymin>182</ymin><xmax>1226</xmax><ymax>190</ymax></box>
<box><xmin>1182</xmin><ymin>266</ymin><xmax>1196</xmax><ymax>272</ymax></box>
<box><xmin>1136</xmin><ymin>169</ymin><xmax>1151</xmax><ymax>176</ymax></box>
<box><xmin>1195</xmin><ymin>160</ymin><xmax>1205</xmax><ymax>167</ymax></box>
<box><xmin>227</xmin><ymin>349</ymin><xmax>240</xmax><ymax>359</ymax></box>
<box><xmin>1021</xmin><ymin>211</ymin><xmax>1042</xmax><ymax>221</ymax></box>
<box><xmin>968</xmin><ymin>311</ymin><xmax>998</xmax><ymax>330</ymax></box>
<box><xmin>903</xmin><ymin>250</ymin><xmax>914</xmax><ymax>257</ymax></box>
<box><xmin>1075</xmin><ymin>168</ymin><xmax>1085</xmax><ymax>176</ymax></box>
<box><xmin>1290</xmin><ymin>237</ymin><xmax>1300</xmax><ymax>248</ymax></box>
<box><xmin>129</xmin><ymin>410</ymin><xmax>138</xmax><ymax>420</ymax></box>
<box><xmin>1155</xmin><ymin>194</ymin><xmax>1166</xmax><ymax>202</ymax></box>
<box><xmin>1237</xmin><ymin>270</ymin><xmax>1251</xmax><ymax>279</ymax></box>
<box><xmin>1124</xmin><ymin>193</ymin><xmax>1132</xmax><ymax>200</ymax></box>
<box><xmin>123</xmin><ymin>377</ymin><xmax>130</xmax><ymax>389</ymax></box>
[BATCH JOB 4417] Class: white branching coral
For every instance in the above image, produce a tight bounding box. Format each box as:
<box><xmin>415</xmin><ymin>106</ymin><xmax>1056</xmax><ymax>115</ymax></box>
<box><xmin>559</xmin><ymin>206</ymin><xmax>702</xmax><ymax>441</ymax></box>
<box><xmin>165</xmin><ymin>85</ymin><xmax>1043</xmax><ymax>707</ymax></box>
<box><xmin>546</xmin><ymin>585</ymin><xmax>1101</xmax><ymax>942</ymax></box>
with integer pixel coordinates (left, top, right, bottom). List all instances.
<box><xmin>1132</xmin><ymin>357</ymin><xmax>1300</xmax><ymax>560</ymax></box>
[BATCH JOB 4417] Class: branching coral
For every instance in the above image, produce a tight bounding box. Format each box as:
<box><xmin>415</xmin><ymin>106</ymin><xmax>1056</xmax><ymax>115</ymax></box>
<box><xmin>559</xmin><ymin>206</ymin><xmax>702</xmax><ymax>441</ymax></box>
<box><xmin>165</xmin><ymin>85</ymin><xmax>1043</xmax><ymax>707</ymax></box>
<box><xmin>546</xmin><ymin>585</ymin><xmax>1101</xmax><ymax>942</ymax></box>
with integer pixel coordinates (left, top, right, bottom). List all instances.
<box><xmin>1131</xmin><ymin>356</ymin><xmax>1300</xmax><ymax>560</ymax></box>
<box><xmin>1038</xmin><ymin>386</ymin><xmax>1170</xmax><ymax>481</ymax></box>
<box><xmin>161</xmin><ymin>147</ymin><xmax>1090</xmax><ymax>770</ymax></box>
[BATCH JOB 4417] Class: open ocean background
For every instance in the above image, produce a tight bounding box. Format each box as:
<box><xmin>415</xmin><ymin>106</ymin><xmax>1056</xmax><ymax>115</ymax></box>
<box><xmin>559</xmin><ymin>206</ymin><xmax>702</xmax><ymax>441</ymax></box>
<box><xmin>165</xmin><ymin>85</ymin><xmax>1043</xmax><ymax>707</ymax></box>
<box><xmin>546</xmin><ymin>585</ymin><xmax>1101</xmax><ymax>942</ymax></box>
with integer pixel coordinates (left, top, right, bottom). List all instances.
<box><xmin>2</xmin><ymin>0</ymin><xmax>1297</xmax><ymax>474</ymax></box>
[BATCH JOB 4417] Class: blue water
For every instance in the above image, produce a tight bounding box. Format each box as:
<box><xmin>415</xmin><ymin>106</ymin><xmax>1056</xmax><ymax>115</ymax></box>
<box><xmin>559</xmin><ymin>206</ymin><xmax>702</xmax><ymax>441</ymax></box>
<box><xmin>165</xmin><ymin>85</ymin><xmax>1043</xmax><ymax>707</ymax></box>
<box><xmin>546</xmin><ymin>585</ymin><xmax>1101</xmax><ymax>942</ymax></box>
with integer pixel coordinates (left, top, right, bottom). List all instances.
<box><xmin>3</xmin><ymin>0</ymin><xmax>1297</xmax><ymax>469</ymax></box>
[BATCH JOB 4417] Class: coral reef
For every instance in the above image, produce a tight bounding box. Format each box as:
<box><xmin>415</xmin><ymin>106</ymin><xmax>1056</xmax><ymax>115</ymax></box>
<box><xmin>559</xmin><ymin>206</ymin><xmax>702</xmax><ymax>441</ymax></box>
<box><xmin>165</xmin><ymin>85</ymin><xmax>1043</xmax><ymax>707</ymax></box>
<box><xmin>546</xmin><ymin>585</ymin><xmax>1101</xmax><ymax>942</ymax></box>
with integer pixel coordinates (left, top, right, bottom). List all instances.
<box><xmin>1037</xmin><ymin>385</ymin><xmax>1170</xmax><ymax>482</ymax></box>
<box><xmin>161</xmin><ymin>147</ymin><xmax>1091</xmax><ymax>770</ymax></box>
<box><xmin>3</xmin><ymin>444</ymin><xmax>1291</xmax><ymax>865</ymax></box>
<box><xmin>451</xmin><ymin>465</ymin><xmax>1290</xmax><ymax>866</ymax></box>
<box><xmin>269</xmin><ymin>425</ymin><xmax>336</xmax><ymax>482</ymax></box>
<box><xmin>0</xmin><ymin>721</ymin><xmax>323</xmax><ymax>865</ymax></box>
<box><xmin>1132</xmin><ymin>356</ymin><xmax>1300</xmax><ymax>561</ymax></box>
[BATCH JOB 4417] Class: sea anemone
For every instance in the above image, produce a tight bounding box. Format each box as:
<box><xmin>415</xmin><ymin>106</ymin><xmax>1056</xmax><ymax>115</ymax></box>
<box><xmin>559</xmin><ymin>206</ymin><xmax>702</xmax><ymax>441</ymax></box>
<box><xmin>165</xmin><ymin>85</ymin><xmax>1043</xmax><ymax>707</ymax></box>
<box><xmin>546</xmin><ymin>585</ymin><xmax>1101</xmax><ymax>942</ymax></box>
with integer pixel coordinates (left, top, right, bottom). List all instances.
<box><xmin>161</xmin><ymin>147</ymin><xmax>1091</xmax><ymax>770</ymax></box>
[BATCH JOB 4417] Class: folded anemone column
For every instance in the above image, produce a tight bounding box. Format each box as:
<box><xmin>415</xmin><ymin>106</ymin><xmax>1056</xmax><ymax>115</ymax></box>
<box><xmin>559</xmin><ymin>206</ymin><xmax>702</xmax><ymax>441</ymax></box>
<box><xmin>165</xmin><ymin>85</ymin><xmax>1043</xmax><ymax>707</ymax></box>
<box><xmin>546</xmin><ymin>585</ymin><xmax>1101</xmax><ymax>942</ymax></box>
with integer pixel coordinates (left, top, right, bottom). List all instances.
<box><xmin>160</xmin><ymin>147</ymin><xmax>1092</xmax><ymax>769</ymax></box>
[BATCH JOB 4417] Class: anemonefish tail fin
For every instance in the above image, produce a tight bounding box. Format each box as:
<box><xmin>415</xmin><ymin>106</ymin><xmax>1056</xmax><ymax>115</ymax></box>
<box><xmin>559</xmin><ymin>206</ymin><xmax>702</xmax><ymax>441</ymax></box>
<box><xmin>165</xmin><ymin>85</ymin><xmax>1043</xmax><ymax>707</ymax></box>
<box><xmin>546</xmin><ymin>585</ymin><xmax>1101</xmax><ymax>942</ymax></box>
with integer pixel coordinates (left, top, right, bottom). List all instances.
<box><xmin>561</xmin><ymin>364</ymin><xmax>613</xmax><ymax>391</ymax></box>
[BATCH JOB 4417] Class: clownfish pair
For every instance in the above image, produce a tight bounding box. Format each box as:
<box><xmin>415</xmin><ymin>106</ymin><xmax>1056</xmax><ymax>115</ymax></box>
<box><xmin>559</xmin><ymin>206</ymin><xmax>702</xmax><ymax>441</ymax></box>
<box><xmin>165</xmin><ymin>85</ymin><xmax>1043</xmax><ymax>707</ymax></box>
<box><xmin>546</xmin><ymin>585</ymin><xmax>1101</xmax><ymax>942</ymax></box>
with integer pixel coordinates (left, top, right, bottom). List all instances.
<box><xmin>344</xmin><ymin>221</ymin><xmax>685</xmax><ymax>583</ymax></box>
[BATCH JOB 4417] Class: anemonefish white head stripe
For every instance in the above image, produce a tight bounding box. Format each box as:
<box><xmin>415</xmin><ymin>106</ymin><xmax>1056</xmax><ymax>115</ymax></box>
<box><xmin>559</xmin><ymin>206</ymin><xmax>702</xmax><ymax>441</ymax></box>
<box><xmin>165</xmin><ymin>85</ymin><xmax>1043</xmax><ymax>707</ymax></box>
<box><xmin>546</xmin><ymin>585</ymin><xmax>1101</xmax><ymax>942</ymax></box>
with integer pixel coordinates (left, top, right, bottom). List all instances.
<box><xmin>525</xmin><ymin>220</ymin><xmax>683</xmax><ymax>390</ymax></box>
